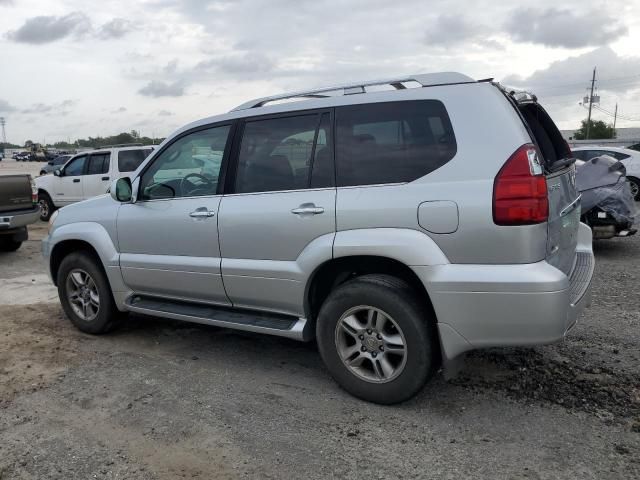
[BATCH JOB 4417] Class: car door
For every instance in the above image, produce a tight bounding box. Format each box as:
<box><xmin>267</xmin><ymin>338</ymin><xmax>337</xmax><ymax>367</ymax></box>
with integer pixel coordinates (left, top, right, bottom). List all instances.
<box><xmin>117</xmin><ymin>124</ymin><xmax>233</xmax><ymax>304</ymax></box>
<box><xmin>53</xmin><ymin>154</ymin><xmax>86</xmax><ymax>205</ymax></box>
<box><xmin>82</xmin><ymin>152</ymin><xmax>112</xmax><ymax>199</ymax></box>
<box><xmin>218</xmin><ymin>111</ymin><xmax>336</xmax><ymax>316</ymax></box>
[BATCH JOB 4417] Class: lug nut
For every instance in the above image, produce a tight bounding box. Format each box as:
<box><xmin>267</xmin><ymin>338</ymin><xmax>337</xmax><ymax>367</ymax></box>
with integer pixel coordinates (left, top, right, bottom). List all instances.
<box><xmin>361</xmin><ymin>346</ymin><xmax>367</xmax><ymax>352</ymax></box>
<box><xmin>379</xmin><ymin>346</ymin><xmax>384</xmax><ymax>351</ymax></box>
<box><xmin>367</xmin><ymin>329</ymin><xmax>372</xmax><ymax>334</ymax></box>
<box><xmin>359</xmin><ymin>335</ymin><xmax>364</xmax><ymax>340</ymax></box>
<box><xmin>372</xmin><ymin>352</ymin><xmax>377</xmax><ymax>358</ymax></box>
<box><xmin>376</xmin><ymin>334</ymin><xmax>382</xmax><ymax>340</ymax></box>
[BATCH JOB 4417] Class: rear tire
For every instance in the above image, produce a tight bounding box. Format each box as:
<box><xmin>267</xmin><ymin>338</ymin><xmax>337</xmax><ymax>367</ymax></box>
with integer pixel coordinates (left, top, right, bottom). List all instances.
<box><xmin>38</xmin><ymin>192</ymin><xmax>55</xmax><ymax>221</ymax></box>
<box><xmin>316</xmin><ymin>274</ymin><xmax>436</xmax><ymax>404</ymax></box>
<box><xmin>0</xmin><ymin>239</ymin><xmax>22</xmax><ymax>252</ymax></box>
<box><xmin>57</xmin><ymin>252</ymin><xmax>122</xmax><ymax>334</ymax></box>
<box><xmin>628</xmin><ymin>177</ymin><xmax>640</xmax><ymax>201</ymax></box>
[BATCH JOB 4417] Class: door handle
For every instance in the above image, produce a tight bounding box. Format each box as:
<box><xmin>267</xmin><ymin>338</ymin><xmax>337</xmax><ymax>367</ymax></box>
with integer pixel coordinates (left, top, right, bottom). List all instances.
<box><xmin>291</xmin><ymin>204</ymin><xmax>324</xmax><ymax>215</ymax></box>
<box><xmin>189</xmin><ymin>209</ymin><xmax>216</xmax><ymax>218</ymax></box>
<box><xmin>73</xmin><ymin>179</ymin><xmax>80</xmax><ymax>183</ymax></box>
<box><xmin>102</xmin><ymin>176</ymin><xmax>110</xmax><ymax>181</ymax></box>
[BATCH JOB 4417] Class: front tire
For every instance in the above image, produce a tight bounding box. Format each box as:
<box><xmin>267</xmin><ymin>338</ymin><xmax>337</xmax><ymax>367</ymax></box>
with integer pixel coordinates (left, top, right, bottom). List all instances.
<box><xmin>316</xmin><ymin>274</ymin><xmax>436</xmax><ymax>404</ymax></box>
<box><xmin>38</xmin><ymin>192</ymin><xmax>55</xmax><ymax>221</ymax></box>
<box><xmin>57</xmin><ymin>252</ymin><xmax>121</xmax><ymax>334</ymax></box>
<box><xmin>0</xmin><ymin>239</ymin><xmax>22</xmax><ymax>252</ymax></box>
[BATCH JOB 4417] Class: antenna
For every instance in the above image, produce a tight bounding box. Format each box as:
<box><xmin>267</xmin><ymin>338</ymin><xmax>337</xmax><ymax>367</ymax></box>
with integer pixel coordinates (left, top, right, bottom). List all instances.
<box><xmin>0</xmin><ymin>117</ymin><xmax>6</xmax><ymax>145</ymax></box>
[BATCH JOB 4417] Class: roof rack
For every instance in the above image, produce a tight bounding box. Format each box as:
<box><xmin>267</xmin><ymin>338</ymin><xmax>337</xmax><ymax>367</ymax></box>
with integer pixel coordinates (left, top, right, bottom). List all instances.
<box><xmin>94</xmin><ymin>143</ymin><xmax>144</xmax><ymax>149</ymax></box>
<box><xmin>231</xmin><ymin>72</ymin><xmax>475</xmax><ymax>111</ymax></box>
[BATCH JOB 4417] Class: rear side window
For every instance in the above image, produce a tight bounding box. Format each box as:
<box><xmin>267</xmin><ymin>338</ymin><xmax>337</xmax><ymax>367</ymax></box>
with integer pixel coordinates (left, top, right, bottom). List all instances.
<box><xmin>235</xmin><ymin>112</ymin><xmax>333</xmax><ymax>193</ymax></box>
<box><xmin>87</xmin><ymin>153</ymin><xmax>110</xmax><ymax>175</ymax></box>
<box><xmin>335</xmin><ymin>100</ymin><xmax>456</xmax><ymax>187</ymax></box>
<box><xmin>118</xmin><ymin>149</ymin><xmax>152</xmax><ymax>172</ymax></box>
<box><xmin>518</xmin><ymin>103</ymin><xmax>570</xmax><ymax>168</ymax></box>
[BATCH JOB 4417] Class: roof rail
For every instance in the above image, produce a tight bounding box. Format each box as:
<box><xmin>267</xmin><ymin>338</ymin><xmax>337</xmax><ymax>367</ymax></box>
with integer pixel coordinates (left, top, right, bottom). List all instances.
<box><xmin>231</xmin><ymin>72</ymin><xmax>475</xmax><ymax>111</ymax></box>
<box><xmin>94</xmin><ymin>143</ymin><xmax>144</xmax><ymax>149</ymax></box>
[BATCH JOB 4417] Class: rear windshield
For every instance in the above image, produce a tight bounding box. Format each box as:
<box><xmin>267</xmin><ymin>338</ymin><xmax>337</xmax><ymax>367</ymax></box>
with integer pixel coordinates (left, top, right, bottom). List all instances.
<box><xmin>518</xmin><ymin>103</ymin><xmax>571</xmax><ymax>169</ymax></box>
<box><xmin>118</xmin><ymin>148</ymin><xmax>153</xmax><ymax>172</ymax></box>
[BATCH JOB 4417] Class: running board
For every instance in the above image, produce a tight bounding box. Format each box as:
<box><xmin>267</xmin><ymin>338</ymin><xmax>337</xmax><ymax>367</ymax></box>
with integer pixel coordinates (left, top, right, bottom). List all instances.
<box><xmin>124</xmin><ymin>295</ymin><xmax>313</xmax><ymax>341</ymax></box>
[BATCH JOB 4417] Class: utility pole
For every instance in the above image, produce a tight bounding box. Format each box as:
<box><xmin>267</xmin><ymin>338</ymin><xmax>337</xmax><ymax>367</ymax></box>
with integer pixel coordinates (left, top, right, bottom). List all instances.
<box><xmin>612</xmin><ymin>103</ymin><xmax>618</xmax><ymax>138</ymax></box>
<box><xmin>585</xmin><ymin>67</ymin><xmax>597</xmax><ymax>140</ymax></box>
<box><xmin>0</xmin><ymin>117</ymin><xmax>6</xmax><ymax>145</ymax></box>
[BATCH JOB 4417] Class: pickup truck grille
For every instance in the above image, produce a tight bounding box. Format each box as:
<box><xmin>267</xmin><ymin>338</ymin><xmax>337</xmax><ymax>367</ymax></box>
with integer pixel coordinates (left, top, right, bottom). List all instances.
<box><xmin>568</xmin><ymin>252</ymin><xmax>593</xmax><ymax>305</ymax></box>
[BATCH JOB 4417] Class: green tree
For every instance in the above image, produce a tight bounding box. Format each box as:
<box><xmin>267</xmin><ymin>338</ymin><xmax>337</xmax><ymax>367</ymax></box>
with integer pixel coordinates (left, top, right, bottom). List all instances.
<box><xmin>573</xmin><ymin>119</ymin><xmax>616</xmax><ymax>140</ymax></box>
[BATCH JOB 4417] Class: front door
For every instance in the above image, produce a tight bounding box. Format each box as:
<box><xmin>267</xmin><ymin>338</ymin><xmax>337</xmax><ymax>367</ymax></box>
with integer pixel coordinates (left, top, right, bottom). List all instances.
<box><xmin>117</xmin><ymin>124</ymin><xmax>233</xmax><ymax>304</ymax></box>
<box><xmin>82</xmin><ymin>152</ymin><xmax>112</xmax><ymax>200</ymax></box>
<box><xmin>219</xmin><ymin>111</ymin><xmax>336</xmax><ymax>316</ymax></box>
<box><xmin>54</xmin><ymin>154</ymin><xmax>86</xmax><ymax>205</ymax></box>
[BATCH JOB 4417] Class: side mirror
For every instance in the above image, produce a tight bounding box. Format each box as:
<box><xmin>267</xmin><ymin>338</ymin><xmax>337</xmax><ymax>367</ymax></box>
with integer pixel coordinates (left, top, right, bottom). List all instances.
<box><xmin>110</xmin><ymin>177</ymin><xmax>133</xmax><ymax>203</ymax></box>
<box><xmin>53</xmin><ymin>169</ymin><xmax>61</xmax><ymax>177</ymax></box>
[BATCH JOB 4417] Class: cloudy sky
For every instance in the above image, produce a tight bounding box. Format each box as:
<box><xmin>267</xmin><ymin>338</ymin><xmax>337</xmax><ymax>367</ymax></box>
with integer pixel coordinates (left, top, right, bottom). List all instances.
<box><xmin>1</xmin><ymin>0</ymin><xmax>640</xmax><ymax>145</ymax></box>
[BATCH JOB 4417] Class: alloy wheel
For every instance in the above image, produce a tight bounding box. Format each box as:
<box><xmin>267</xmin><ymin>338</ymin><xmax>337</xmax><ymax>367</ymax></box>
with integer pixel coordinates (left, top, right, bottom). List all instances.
<box><xmin>334</xmin><ymin>306</ymin><xmax>407</xmax><ymax>383</ymax></box>
<box><xmin>66</xmin><ymin>269</ymin><xmax>100</xmax><ymax>321</ymax></box>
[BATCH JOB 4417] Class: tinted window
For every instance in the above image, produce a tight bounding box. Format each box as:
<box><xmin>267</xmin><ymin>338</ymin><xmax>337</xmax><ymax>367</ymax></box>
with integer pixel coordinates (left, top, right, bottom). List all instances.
<box><xmin>235</xmin><ymin>113</ymin><xmax>333</xmax><ymax>193</ymax></box>
<box><xmin>335</xmin><ymin>100</ymin><xmax>456</xmax><ymax>186</ymax></box>
<box><xmin>611</xmin><ymin>151</ymin><xmax>631</xmax><ymax>160</ymax></box>
<box><xmin>87</xmin><ymin>153</ymin><xmax>110</xmax><ymax>175</ymax></box>
<box><xmin>64</xmin><ymin>156</ymin><xmax>86</xmax><ymax>176</ymax></box>
<box><xmin>118</xmin><ymin>149</ymin><xmax>153</xmax><ymax>172</ymax></box>
<box><xmin>140</xmin><ymin>125</ymin><xmax>230</xmax><ymax>200</ymax></box>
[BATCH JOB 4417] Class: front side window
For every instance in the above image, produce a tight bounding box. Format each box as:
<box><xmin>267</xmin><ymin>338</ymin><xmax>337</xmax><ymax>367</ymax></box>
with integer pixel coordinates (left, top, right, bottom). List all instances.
<box><xmin>118</xmin><ymin>149</ymin><xmax>153</xmax><ymax>173</ymax></box>
<box><xmin>87</xmin><ymin>153</ymin><xmax>110</xmax><ymax>175</ymax></box>
<box><xmin>235</xmin><ymin>112</ymin><xmax>333</xmax><ymax>194</ymax></box>
<box><xmin>140</xmin><ymin>125</ymin><xmax>230</xmax><ymax>200</ymax></box>
<box><xmin>336</xmin><ymin>100</ymin><xmax>457</xmax><ymax>186</ymax></box>
<box><xmin>64</xmin><ymin>155</ymin><xmax>86</xmax><ymax>176</ymax></box>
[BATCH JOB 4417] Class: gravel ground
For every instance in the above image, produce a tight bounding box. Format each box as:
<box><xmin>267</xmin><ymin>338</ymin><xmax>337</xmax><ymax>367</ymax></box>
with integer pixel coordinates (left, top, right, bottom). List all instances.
<box><xmin>0</xmin><ymin>159</ymin><xmax>639</xmax><ymax>479</ymax></box>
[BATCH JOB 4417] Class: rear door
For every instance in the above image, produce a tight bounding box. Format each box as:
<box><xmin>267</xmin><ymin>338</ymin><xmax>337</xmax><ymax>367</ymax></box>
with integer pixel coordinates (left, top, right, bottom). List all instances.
<box><xmin>218</xmin><ymin>111</ymin><xmax>335</xmax><ymax>316</ymax></box>
<box><xmin>518</xmin><ymin>102</ymin><xmax>580</xmax><ymax>275</ymax></box>
<box><xmin>82</xmin><ymin>152</ymin><xmax>111</xmax><ymax>199</ymax></box>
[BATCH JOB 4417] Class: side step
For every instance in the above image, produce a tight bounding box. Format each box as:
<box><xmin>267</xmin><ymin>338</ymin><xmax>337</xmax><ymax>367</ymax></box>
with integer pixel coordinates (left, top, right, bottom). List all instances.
<box><xmin>125</xmin><ymin>295</ymin><xmax>313</xmax><ymax>341</ymax></box>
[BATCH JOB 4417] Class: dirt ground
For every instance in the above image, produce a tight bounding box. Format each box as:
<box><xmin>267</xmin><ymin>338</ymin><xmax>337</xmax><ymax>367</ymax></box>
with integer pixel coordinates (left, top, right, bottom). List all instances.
<box><xmin>0</xmin><ymin>160</ymin><xmax>639</xmax><ymax>479</ymax></box>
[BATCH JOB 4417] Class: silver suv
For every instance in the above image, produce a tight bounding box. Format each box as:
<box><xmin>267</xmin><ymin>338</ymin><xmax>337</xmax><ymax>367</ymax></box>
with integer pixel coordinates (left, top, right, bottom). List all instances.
<box><xmin>43</xmin><ymin>73</ymin><xmax>594</xmax><ymax>404</ymax></box>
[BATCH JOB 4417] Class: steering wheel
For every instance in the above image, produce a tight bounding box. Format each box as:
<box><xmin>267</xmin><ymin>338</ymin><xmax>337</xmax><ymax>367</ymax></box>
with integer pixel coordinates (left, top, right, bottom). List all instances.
<box><xmin>180</xmin><ymin>173</ymin><xmax>214</xmax><ymax>196</ymax></box>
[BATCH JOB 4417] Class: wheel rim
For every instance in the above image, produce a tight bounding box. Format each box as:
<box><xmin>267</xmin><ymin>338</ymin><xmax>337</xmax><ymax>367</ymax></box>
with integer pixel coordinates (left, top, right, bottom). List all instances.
<box><xmin>630</xmin><ymin>180</ymin><xmax>639</xmax><ymax>199</ymax></box>
<box><xmin>38</xmin><ymin>198</ymin><xmax>49</xmax><ymax>218</ymax></box>
<box><xmin>334</xmin><ymin>305</ymin><xmax>407</xmax><ymax>384</ymax></box>
<box><xmin>66</xmin><ymin>269</ymin><xmax>100</xmax><ymax>321</ymax></box>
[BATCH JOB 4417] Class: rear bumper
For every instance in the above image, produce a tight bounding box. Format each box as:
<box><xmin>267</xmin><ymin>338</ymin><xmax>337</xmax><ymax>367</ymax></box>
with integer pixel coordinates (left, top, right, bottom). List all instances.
<box><xmin>414</xmin><ymin>223</ymin><xmax>594</xmax><ymax>361</ymax></box>
<box><xmin>0</xmin><ymin>206</ymin><xmax>40</xmax><ymax>231</ymax></box>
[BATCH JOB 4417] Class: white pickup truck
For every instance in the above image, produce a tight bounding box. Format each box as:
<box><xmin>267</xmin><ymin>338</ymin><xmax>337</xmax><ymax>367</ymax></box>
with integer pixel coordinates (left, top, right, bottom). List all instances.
<box><xmin>36</xmin><ymin>145</ymin><xmax>153</xmax><ymax>220</ymax></box>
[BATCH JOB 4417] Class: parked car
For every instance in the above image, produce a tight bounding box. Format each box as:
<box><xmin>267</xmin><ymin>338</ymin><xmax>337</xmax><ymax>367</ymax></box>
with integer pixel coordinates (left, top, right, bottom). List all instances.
<box><xmin>14</xmin><ymin>152</ymin><xmax>30</xmax><ymax>161</ymax></box>
<box><xmin>0</xmin><ymin>174</ymin><xmax>40</xmax><ymax>251</ymax></box>
<box><xmin>575</xmin><ymin>156</ymin><xmax>637</xmax><ymax>239</ymax></box>
<box><xmin>39</xmin><ymin>155</ymin><xmax>72</xmax><ymax>176</ymax></box>
<box><xmin>0</xmin><ymin>151</ymin><xmax>4</xmax><ymax>161</ymax></box>
<box><xmin>36</xmin><ymin>145</ymin><xmax>153</xmax><ymax>221</ymax></box>
<box><xmin>572</xmin><ymin>146</ymin><xmax>640</xmax><ymax>200</ymax></box>
<box><xmin>43</xmin><ymin>73</ymin><xmax>594</xmax><ymax>404</ymax></box>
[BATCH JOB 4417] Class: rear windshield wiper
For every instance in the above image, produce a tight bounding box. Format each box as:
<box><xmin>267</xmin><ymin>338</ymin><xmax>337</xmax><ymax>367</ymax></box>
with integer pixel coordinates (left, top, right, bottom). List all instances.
<box><xmin>548</xmin><ymin>157</ymin><xmax>576</xmax><ymax>173</ymax></box>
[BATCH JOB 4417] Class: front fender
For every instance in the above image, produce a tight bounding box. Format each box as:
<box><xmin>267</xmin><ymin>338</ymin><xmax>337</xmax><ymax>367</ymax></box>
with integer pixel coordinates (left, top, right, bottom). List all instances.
<box><xmin>44</xmin><ymin>222</ymin><xmax>129</xmax><ymax>304</ymax></box>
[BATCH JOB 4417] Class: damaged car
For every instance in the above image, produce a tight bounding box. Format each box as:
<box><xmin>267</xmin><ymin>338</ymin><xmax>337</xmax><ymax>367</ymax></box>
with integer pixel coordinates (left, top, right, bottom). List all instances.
<box><xmin>576</xmin><ymin>155</ymin><xmax>637</xmax><ymax>240</ymax></box>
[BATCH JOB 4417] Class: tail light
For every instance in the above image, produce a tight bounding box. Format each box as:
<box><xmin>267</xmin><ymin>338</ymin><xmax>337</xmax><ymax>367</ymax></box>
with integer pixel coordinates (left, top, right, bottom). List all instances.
<box><xmin>29</xmin><ymin>175</ymin><xmax>38</xmax><ymax>204</ymax></box>
<box><xmin>493</xmin><ymin>144</ymin><xmax>548</xmax><ymax>225</ymax></box>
